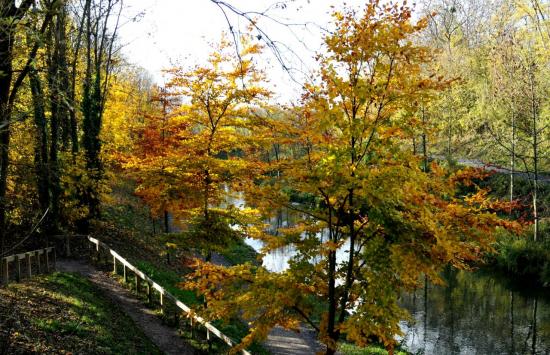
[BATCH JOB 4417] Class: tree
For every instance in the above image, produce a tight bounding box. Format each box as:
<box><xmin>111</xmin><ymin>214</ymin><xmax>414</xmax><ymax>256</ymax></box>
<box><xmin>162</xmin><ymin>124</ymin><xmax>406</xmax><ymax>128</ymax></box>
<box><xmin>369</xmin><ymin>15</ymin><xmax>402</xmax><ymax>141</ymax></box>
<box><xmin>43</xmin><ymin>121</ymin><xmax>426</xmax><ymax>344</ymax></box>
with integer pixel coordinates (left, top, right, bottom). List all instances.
<box><xmin>80</xmin><ymin>0</ymin><xmax>122</xmax><ymax>226</ymax></box>
<box><xmin>418</xmin><ymin>0</ymin><xmax>501</xmax><ymax>161</ymax></box>
<box><xmin>485</xmin><ymin>0</ymin><xmax>549</xmax><ymax>240</ymax></box>
<box><xmin>0</xmin><ymin>0</ymin><xmax>55</xmax><ymax>258</ymax></box>
<box><xmin>185</xmin><ymin>3</ymin><xmax>519</xmax><ymax>354</ymax></box>
<box><xmin>486</xmin><ymin>2</ymin><xmax>523</xmax><ymax>208</ymax></box>
<box><xmin>127</xmin><ymin>38</ymin><xmax>269</xmax><ymax>258</ymax></box>
<box><xmin>124</xmin><ymin>84</ymin><xmax>183</xmax><ymax>233</ymax></box>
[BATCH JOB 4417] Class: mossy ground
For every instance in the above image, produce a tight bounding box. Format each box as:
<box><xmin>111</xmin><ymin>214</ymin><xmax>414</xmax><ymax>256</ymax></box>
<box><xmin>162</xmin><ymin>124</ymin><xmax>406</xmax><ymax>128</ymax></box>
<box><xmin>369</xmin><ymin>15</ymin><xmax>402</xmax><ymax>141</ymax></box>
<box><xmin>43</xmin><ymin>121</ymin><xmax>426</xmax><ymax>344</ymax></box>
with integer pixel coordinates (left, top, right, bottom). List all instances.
<box><xmin>340</xmin><ymin>343</ymin><xmax>409</xmax><ymax>355</ymax></box>
<box><xmin>0</xmin><ymin>272</ymin><xmax>161</xmax><ymax>354</ymax></box>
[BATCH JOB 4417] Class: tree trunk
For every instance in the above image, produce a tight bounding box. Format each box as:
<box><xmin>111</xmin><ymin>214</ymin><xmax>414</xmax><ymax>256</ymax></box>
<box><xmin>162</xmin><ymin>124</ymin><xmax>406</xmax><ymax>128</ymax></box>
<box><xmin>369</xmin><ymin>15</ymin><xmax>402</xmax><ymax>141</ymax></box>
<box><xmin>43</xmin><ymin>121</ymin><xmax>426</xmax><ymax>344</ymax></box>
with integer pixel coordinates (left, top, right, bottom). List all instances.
<box><xmin>47</xmin><ymin>20</ymin><xmax>61</xmax><ymax>234</ymax></box>
<box><xmin>422</xmin><ymin>105</ymin><xmax>428</xmax><ymax>173</ymax></box>
<box><xmin>29</xmin><ymin>68</ymin><xmax>51</xmax><ymax>216</ymax></box>
<box><xmin>326</xmin><ymin>247</ymin><xmax>337</xmax><ymax>355</ymax></box>
<box><xmin>56</xmin><ymin>5</ymin><xmax>70</xmax><ymax>150</ymax></box>
<box><xmin>528</xmin><ymin>62</ymin><xmax>539</xmax><ymax>242</ymax></box>
<box><xmin>68</xmin><ymin>0</ymin><xmax>93</xmax><ymax>155</ymax></box>
<box><xmin>204</xmin><ymin>169</ymin><xmax>210</xmax><ymax>221</ymax></box>
<box><xmin>164</xmin><ymin>210</ymin><xmax>170</xmax><ymax>233</ymax></box>
<box><xmin>0</xmin><ymin>4</ymin><xmax>15</xmax><ymax>259</ymax></box>
<box><xmin>510</xmin><ymin>112</ymin><xmax>515</xmax><ymax>211</ymax></box>
<box><xmin>326</xmin><ymin>203</ymin><xmax>338</xmax><ymax>354</ymax></box>
<box><xmin>81</xmin><ymin>2</ymin><xmax>103</xmax><ymax>222</ymax></box>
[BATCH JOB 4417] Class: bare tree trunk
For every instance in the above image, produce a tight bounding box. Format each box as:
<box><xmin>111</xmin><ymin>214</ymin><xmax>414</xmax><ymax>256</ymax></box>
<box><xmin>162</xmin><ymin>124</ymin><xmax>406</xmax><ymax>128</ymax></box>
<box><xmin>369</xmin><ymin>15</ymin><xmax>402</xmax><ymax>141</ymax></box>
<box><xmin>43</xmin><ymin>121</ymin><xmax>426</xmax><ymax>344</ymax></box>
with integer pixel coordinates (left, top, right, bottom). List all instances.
<box><xmin>528</xmin><ymin>62</ymin><xmax>539</xmax><ymax>242</ymax></box>
<box><xmin>510</xmin><ymin>112</ymin><xmax>515</xmax><ymax>209</ymax></box>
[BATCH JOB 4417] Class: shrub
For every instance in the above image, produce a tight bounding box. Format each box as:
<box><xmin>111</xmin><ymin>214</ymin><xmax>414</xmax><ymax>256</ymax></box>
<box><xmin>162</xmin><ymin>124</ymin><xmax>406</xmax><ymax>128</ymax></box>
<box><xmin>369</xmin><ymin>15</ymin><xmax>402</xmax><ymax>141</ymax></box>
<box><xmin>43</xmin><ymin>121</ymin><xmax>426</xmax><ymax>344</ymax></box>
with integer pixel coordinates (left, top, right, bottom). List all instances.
<box><xmin>490</xmin><ymin>224</ymin><xmax>550</xmax><ymax>286</ymax></box>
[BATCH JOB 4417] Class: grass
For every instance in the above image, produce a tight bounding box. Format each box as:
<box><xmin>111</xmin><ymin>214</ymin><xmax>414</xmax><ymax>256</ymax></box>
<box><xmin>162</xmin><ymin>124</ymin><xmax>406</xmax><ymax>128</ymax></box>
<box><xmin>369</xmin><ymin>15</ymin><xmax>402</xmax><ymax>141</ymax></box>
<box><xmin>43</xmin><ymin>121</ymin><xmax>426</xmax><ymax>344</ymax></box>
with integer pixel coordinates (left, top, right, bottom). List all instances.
<box><xmin>135</xmin><ymin>260</ymin><xmax>201</xmax><ymax>307</ymax></box>
<box><xmin>340</xmin><ymin>343</ymin><xmax>409</xmax><ymax>355</ymax></box>
<box><xmin>219</xmin><ymin>238</ymin><xmax>261</xmax><ymax>266</ymax></box>
<box><xmin>0</xmin><ymin>272</ymin><xmax>161</xmax><ymax>355</ymax></box>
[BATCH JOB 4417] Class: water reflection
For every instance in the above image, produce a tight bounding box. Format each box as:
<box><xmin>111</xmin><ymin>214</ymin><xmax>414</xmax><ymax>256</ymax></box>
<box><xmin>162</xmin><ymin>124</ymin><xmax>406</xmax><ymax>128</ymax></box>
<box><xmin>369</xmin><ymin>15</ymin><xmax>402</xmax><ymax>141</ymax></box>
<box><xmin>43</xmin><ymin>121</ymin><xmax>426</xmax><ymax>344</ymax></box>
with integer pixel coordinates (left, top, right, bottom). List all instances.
<box><xmin>399</xmin><ymin>269</ymin><xmax>550</xmax><ymax>355</ymax></box>
<box><xmin>229</xmin><ymin>190</ymin><xmax>550</xmax><ymax>354</ymax></box>
<box><xmin>245</xmin><ymin>206</ymin><xmax>350</xmax><ymax>273</ymax></box>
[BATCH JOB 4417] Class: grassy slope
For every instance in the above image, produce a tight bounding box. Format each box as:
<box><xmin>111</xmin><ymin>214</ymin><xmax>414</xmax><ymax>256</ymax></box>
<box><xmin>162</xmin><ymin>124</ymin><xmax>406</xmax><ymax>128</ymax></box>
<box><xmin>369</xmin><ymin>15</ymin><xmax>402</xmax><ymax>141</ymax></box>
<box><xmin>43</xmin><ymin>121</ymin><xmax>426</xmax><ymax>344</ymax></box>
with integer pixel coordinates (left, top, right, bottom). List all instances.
<box><xmin>0</xmin><ymin>272</ymin><xmax>161</xmax><ymax>355</ymax></box>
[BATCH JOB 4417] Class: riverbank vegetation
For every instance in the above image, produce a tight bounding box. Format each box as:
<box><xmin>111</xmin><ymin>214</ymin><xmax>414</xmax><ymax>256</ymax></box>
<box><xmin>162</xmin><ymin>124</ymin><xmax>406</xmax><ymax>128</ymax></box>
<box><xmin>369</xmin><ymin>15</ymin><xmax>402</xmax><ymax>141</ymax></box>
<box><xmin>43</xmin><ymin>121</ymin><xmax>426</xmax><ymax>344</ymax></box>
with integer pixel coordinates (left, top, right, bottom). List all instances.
<box><xmin>1</xmin><ymin>0</ymin><xmax>548</xmax><ymax>354</ymax></box>
<box><xmin>490</xmin><ymin>226</ymin><xmax>550</xmax><ymax>286</ymax></box>
<box><xmin>481</xmin><ymin>174</ymin><xmax>550</xmax><ymax>285</ymax></box>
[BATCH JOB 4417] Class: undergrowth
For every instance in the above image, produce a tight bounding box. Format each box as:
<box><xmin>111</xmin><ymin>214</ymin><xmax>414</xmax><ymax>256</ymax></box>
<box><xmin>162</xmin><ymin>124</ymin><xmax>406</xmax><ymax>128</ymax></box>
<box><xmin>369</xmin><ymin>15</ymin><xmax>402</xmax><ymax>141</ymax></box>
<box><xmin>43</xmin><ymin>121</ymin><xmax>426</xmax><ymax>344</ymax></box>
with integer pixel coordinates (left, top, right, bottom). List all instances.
<box><xmin>488</xmin><ymin>224</ymin><xmax>550</xmax><ymax>286</ymax></box>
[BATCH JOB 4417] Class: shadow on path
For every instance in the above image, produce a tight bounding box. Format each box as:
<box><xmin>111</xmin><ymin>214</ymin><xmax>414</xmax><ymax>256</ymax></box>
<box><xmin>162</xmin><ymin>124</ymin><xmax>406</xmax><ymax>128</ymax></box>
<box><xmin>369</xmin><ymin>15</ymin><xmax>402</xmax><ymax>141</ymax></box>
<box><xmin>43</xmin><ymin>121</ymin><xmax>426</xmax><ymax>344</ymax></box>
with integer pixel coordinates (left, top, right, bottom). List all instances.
<box><xmin>57</xmin><ymin>259</ymin><xmax>193</xmax><ymax>355</ymax></box>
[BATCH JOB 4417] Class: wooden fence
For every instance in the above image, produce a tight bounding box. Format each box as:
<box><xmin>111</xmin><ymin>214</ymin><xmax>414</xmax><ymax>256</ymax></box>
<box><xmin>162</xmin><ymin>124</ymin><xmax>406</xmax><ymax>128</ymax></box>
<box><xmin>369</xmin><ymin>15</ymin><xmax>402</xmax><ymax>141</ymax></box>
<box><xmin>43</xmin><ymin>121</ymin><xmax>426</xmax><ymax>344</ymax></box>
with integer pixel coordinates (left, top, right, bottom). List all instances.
<box><xmin>1</xmin><ymin>247</ymin><xmax>56</xmax><ymax>285</ymax></box>
<box><xmin>87</xmin><ymin>236</ymin><xmax>251</xmax><ymax>355</ymax></box>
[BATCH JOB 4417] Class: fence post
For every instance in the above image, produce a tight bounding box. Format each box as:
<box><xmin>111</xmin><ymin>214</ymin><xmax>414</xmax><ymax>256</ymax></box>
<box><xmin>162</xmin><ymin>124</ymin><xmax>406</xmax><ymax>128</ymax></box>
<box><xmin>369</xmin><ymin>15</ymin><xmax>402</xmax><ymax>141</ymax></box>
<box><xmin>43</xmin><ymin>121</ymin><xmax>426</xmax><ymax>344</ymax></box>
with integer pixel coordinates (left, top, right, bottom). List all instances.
<box><xmin>2</xmin><ymin>258</ymin><xmax>8</xmax><ymax>285</ymax></box>
<box><xmin>207</xmin><ymin>328</ymin><xmax>212</xmax><ymax>352</ymax></box>
<box><xmin>16</xmin><ymin>257</ymin><xmax>21</xmax><ymax>282</ymax></box>
<box><xmin>52</xmin><ymin>248</ymin><xmax>56</xmax><ymax>270</ymax></box>
<box><xmin>37</xmin><ymin>251</ymin><xmax>41</xmax><ymax>274</ymax></box>
<box><xmin>147</xmin><ymin>282</ymin><xmax>152</xmax><ymax>304</ymax></box>
<box><xmin>25</xmin><ymin>253</ymin><xmax>32</xmax><ymax>278</ymax></box>
<box><xmin>160</xmin><ymin>292</ymin><xmax>164</xmax><ymax>315</ymax></box>
<box><xmin>123</xmin><ymin>265</ymin><xmax>127</xmax><ymax>283</ymax></box>
<box><xmin>45</xmin><ymin>249</ymin><xmax>50</xmax><ymax>272</ymax></box>
<box><xmin>135</xmin><ymin>274</ymin><xmax>140</xmax><ymax>293</ymax></box>
<box><xmin>88</xmin><ymin>242</ymin><xmax>93</xmax><ymax>262</ymax></box>
<box><xmin>113</xmin><ymin>256</ymin><xmax>117</xmax><ymax>274</ymax></box>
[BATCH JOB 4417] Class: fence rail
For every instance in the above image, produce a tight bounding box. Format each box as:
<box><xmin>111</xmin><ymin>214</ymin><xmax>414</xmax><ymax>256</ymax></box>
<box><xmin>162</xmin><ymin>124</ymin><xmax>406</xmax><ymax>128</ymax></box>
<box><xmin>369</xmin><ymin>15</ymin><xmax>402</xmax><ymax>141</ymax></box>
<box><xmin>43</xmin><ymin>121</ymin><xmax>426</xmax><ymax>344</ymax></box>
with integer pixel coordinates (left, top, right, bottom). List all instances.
<box><xmin>1</xmin><ymin>247</ymin><xmax>56</xmax><ymax>285</ymax></box>
<box><xmin>87</xmin><ymin>236</ymin><xmax>251</xmax><ymax>355</ymax></box>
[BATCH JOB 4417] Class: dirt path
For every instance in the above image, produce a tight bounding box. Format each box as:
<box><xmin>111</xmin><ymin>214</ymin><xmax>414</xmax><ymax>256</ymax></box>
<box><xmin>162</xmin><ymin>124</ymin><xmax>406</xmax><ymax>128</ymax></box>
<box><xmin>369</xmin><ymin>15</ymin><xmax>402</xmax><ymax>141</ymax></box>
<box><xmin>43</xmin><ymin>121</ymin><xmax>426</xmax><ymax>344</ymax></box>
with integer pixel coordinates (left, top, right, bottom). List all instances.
<box><xmin>264</xmin><ymin>325</ymin><xmax>324</xmax><ymax>355</ymax></box>
<box><xmin>57</xmin><ymin>259</ymin><xmax>193</xmax><ymax>355</ymax></box>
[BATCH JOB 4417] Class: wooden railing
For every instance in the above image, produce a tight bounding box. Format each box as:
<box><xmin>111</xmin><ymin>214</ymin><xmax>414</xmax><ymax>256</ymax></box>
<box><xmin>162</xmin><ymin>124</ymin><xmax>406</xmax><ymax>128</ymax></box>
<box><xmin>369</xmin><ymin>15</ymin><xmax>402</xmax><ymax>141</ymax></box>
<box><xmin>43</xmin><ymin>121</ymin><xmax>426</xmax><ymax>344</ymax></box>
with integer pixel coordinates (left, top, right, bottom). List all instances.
<box><xmin>1</xmin><ymin>247</ymin><xmax>56</xmax><ymax>285</ymax></box>
<box><xmin>87</xmin><ymin>236</ymin><xmax>251</xmax><ymax>355</ymax></box>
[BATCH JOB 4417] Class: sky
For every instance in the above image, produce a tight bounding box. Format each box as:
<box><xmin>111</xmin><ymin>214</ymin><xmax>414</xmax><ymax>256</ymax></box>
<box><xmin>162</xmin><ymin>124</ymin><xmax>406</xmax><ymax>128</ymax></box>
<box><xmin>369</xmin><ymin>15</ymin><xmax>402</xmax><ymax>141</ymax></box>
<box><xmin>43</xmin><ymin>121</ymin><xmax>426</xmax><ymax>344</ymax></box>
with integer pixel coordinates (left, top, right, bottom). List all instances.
<box><xmin>116</xmin><ymin>0</ymin><xmax>376</xmax><ymax>102</ymax></box>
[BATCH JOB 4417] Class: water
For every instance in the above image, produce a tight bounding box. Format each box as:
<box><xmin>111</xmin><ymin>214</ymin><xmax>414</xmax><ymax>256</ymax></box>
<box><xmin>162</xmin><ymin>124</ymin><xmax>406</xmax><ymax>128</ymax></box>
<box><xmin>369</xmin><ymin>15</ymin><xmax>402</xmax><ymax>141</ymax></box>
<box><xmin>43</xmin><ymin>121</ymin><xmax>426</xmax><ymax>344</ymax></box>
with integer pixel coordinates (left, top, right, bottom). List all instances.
<box><xmin>399</xmin><ymin>269</ymin><xmax>550</xmax><ymax>355</ymax></box>
<box><xmin>244</xmin><ymin>207</ymin><xmax>350</xmax><ymax>273</ymax></box>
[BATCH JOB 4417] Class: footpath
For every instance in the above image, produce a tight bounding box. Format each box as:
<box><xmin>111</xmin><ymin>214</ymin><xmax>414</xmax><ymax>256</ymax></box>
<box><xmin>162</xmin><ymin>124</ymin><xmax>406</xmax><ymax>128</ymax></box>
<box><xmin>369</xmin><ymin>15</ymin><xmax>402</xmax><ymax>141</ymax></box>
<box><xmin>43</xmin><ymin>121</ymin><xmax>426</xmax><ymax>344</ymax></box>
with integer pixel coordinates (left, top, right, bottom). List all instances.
<box><xmin>57</xmin><ymin>259</ymin><xmax>193</xmax><ymax>355</ymax></box>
